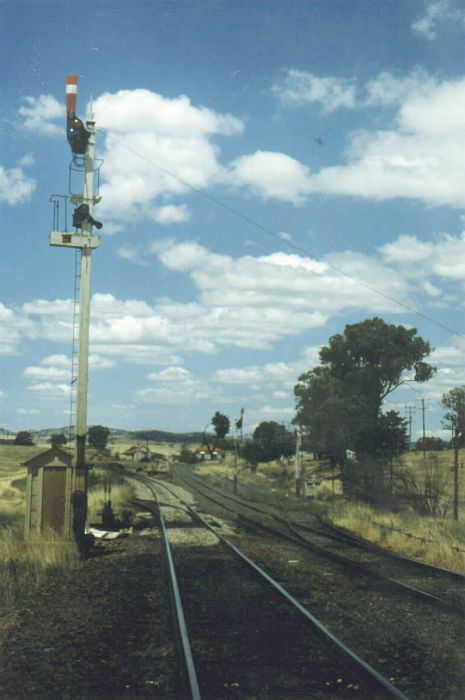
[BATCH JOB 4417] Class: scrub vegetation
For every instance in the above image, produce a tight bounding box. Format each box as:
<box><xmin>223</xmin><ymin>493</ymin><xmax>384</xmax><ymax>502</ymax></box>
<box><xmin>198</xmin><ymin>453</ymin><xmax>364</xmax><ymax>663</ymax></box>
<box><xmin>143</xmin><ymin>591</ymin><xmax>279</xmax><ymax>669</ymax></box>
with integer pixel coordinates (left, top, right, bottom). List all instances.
<box><xmin>87</xmin><ymin>464</ymin><xmax>135</xmax><ymax>526</ymax></box>
<box><xmin>0</xmin><ymin>444</ymin><xmax>79</xmax><ymax>610</ymax></box>
<box><xmin>191</xmin><ymin>448</ymin><xmax>465</xmax><ymax>574</ymax></box>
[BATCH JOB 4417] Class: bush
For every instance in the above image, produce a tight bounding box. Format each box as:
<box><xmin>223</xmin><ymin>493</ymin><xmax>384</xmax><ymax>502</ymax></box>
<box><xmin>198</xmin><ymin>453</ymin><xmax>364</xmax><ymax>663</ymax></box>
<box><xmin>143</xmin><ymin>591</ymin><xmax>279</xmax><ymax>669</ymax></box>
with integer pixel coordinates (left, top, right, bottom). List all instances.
<box><xmin>50</xmin><ymin>433</ymin><xmax>67</xmax><ymax>447</ymax></box>
<box><xmin>14</xmin><ymin>431</ymin><xmax>34</xmax><ymax>446</ymax></box>
<box><xmin>395</xmin><ymin>455</ymin><xmax>450</xmax><ymax>516</ymax></box>
<box><xmin>178</xmin><ymin>445</ymin><xmax>196</xmax><ymax>464</ymax></box>
<box><xmin>415</xmin><ymin>436</ymin><xmax>446</xmax><ymax>452</ymax></box>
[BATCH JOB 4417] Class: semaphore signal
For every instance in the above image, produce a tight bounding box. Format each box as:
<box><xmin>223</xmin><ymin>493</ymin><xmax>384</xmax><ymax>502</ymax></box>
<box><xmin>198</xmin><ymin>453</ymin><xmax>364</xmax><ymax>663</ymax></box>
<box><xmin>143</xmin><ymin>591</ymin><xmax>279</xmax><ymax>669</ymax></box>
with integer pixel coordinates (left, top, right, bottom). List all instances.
<box><xmin>49</xmin><ymin>74</ymin><xmax>103</xmax><ymax>546</ymax></box>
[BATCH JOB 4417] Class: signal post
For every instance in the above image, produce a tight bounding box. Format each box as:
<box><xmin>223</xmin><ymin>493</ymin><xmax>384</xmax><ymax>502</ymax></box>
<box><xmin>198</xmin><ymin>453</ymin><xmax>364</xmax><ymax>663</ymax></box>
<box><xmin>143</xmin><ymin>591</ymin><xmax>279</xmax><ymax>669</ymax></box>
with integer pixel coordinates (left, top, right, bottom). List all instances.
<box><xmin>49</xmin><ymin>75</ymin><xmax>102</xmax><ymax>544</ymax></box>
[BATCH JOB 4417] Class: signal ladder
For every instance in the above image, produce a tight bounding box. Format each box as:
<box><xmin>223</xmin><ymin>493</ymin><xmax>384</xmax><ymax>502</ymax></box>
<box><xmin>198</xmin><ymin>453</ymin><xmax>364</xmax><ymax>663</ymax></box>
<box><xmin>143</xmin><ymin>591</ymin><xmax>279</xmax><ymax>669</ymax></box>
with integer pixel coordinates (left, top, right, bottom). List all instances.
<box><xmin>68</xmin><ymin>250</ymin><xmax>81</xmax><ymax>444</ymax></box>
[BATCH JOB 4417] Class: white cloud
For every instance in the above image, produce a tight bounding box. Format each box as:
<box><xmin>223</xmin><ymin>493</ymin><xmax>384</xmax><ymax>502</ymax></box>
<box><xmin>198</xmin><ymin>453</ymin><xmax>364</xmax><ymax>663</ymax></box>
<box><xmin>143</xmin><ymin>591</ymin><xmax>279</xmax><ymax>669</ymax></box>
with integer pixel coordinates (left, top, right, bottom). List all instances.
<box><xmin>94</xmin><ymin>89</ymin><xmax>243</xmax><ymax>137</ymax></box>
<box><xmin>9</xmin><ymin>228</ymin><xmax>465</xmax><ymax>383</ymax></box>
<box><xmin>19</xmin><ymin>94</ymin><xmax>65</xmax><ymax>135</ymax></box>
<box><xmin>265</xmin><ymin>70</ymin><xmax>465</xmax><ymax>208</ymax></box>
<box><xmin>0</xmin><ymin>302</ymin><xmax>36</xmax><ymax>355</ymax></box>
<box><xmin>411</xmin><ymin>0</ymin><xmax>465</xmax><ymax>40</ymax></box>
<box><xmin>379</xmin><ymin>232</ymin><xmax>465</xmax><ymax>283</ymax></box>
<box><xmin>303</xmin><ymin>76</ymin><xmax>465</xmax><ymax>207</ymax></box>
<box><xmin>27</xmin><ymin>382</ymin><xmax>71</xmax><ymax>397</ymax></box>
<box><xmin>0</xmin><ymin>165</ymin><xmax>36</xmax><ymax>205</ymax></box>
<box><xmin>7</xmin><ymin>240</ymin><xmax>392</xmax><ymax>365</ymax></box>
<box><xmin>23</xmin><ymin>366</ymin><xmax>71</xmax><ymax>381</ymax></box>
<box><xmin>137</xmin><ymin>366</ymin><xmax>211</xmax><ymax>404</ymax></box>
<box><xmin>41</xmin><ymin>354</ymin><xmax>70</xmax><ymax>367</ymax></box>
<box><xmin>228</xmin><ymin>150</ymin><xmax>313</xmax><ymax>204</ymax></box>
<box><xmin>89</xmin><ymin>354</ymin><xmax>116</xmax><ymax>369</ymax></box>
<box><xmin>271</xmin><ymin>69</ymin><xmax>357</xmax><ymax>112</ymax></box>
<box><xmin>148</xmin><ymin>204</ymin><xmax>191</xmax><ymax>225</ymax></box>
<box><xmin>92</xmin><ymin>89</ymin><xmax>243</xmax><ymax>224</ymax></box>
<box><xmin>365</xmin><ymin>69</ymin><xmax>437</xmax><ymax>106</ymax></box>
<box><xmin>116</xmin><ymin>246</ymin><xmax>149</xmax><ymax>266</ymax></box>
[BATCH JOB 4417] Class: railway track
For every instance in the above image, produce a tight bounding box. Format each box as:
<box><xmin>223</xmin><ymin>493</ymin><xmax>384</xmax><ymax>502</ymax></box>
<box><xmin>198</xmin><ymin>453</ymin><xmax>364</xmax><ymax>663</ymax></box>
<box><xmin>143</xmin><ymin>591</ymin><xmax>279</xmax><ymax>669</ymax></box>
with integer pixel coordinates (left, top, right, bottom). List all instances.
<box><xmin>173</xmin><ymin>468</ymin><xmax>465</xmax><ymax>616</ymax></box>
<box><xmin>132</xmin><ymin>474</ymin><xmax>409</xmax><ymax>700</ymax></box>
<box><xmin>159</xmin><ymin>468</ymin><xmax>465</xmax><ymax>700</ymax></box>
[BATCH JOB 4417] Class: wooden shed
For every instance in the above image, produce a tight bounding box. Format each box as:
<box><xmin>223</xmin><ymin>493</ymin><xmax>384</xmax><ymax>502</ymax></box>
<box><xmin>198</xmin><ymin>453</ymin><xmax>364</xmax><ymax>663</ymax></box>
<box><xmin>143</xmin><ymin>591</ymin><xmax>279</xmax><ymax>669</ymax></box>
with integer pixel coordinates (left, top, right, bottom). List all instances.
<box><xmin>24</xmin><ymin>447</ymin><xmax>73</xmax><ymax>538</ymax></box>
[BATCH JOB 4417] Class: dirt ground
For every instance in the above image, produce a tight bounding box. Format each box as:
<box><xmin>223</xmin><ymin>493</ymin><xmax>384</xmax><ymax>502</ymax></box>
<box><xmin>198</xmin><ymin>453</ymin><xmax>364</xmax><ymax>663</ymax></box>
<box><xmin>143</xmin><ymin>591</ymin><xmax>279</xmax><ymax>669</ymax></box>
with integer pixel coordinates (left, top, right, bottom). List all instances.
<box><xmin>0</xmin><ymin>535</ymin><xmax>181</xmax><ymax>700</ymax></box>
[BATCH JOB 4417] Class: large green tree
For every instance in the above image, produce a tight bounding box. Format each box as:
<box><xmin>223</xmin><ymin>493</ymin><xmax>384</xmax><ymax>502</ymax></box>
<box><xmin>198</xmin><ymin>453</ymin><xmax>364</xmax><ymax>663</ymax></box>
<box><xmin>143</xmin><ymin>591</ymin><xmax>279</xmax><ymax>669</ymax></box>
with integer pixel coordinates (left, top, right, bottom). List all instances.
<box><xmin>442</xmin><ymin>386</ymin><xmax>465</xmax><ymax>444</ymax></box>
<box><xmin>211</xmin><ymin>412</ymin><xmax>230</xmax><ymax>445</ymax></box>
<box><xmin>441</xmin><ymin>386</ymin><xmax>465</xmax><ymax>520</ymax></box>
<box><xmin>294</xmin><ymin>317</ymin><xmax>435</xmax><ymax>498</ymax></box>
<box><xmin>14</xmin><ymin>430</ymin><xmax>34</xmax><ymax>446</ymax></box>
<box><xmin>295</xmin><ymin>317</ymin><xmax>435</xmax><ymax>460</ymax></box>
<box><xmin>319</xmin><ymin>317</ymin><xmax>435</xmax><ymax>423</ymax></box>
<box><xmin>87</xmin><ymin>425</ymin><xmax>110</xmax><ymax>451</ymax></box>
<box><xmin>50</xmin><ymin>433</ymin><xmax>67</xmax><ymax>448</ymax></box>
<box><xmin>248</xmin><ymin>421</ymin><xmax>295</xmax><ymax>463</ymax></box>
<box><xmin>294</xmin><ymin>366</ymin><xmax>359</xmax><ymax>462</ymax></box>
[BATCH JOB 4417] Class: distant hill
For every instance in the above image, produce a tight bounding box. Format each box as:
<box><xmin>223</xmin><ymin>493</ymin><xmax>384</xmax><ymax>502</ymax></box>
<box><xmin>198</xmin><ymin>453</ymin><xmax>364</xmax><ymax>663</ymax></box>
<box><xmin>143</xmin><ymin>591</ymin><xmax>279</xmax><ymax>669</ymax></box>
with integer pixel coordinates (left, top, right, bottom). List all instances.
<box><xmin>9</xmin><ymin>426</ymin><xmax>209</xmax><ymax>445</ymax></box>
<box><xmin>132</xmin><ymin>430</ymin><xmax>207</xmax><ymax>444</ymax></box>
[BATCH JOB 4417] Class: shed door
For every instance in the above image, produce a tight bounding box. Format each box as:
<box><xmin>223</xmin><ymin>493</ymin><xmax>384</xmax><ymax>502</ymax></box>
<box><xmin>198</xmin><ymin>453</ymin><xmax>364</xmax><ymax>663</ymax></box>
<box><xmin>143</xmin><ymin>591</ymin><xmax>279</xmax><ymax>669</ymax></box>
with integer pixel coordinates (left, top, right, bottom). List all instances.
<box><xmin>42</xmin><ymin>467</ymin><xmax>67</xmax><ymax>534</ymax></box>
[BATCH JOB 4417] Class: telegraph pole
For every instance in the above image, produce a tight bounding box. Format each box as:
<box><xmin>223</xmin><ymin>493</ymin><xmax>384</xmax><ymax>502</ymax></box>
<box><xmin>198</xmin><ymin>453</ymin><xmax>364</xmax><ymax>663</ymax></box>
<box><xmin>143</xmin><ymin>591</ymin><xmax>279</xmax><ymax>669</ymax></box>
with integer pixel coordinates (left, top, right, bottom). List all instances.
<box><xmin>404</xmin><ymin>405</ymin><xmax>416</xmax><ymax>449</ymax></box>
<box><xmin>49</xmin><ymin>75</ymin><xmax>101</xmax><ymax>545</ymax></box>
<box><xmin>295</xmin><ymin>428</ymin><xmax>302</xmax><ymax>496</ymax></box>
<box><xmin>416</xmin><ymin>397</ymin><xmax>430</xmax><ymax>457</ymax></box>
<box><xmin>74</xmin><ymin>101</ymin><xmax>97</xmax><ymax>536</ymax></box>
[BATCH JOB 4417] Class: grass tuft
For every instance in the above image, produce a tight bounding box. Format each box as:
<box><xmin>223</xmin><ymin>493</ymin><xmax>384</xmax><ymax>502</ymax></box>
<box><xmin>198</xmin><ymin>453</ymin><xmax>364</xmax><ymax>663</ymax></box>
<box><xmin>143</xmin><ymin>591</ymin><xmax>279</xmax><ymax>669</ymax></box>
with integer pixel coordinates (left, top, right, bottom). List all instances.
<box><xmin>328</xmin><ymin>501</ymin><xmax>465</xmax><ymax>573</ymax></box>
<box><xmin>0</xmin><ymin>527</ymin><xmax>80</xmax><ymax>609</ymax></box>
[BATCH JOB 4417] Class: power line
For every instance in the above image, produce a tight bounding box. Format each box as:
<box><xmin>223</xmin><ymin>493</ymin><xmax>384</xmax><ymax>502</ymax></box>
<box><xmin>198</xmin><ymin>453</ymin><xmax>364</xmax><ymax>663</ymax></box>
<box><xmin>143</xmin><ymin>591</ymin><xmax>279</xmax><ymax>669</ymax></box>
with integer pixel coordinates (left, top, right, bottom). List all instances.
<box><xmin>97</xmin><ymin>128</ymin><xmax>465</xmax><ymax>341</ymax></box>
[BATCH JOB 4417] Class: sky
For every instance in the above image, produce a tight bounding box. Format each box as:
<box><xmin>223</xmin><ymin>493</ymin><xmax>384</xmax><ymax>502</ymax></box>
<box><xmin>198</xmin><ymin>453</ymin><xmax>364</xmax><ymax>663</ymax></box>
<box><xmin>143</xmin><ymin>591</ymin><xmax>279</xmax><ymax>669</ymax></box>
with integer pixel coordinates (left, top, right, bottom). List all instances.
<box><xmin>3</xmin><ymin>0</ymin><xmax>465</xmax><ymax>438</ymax></box>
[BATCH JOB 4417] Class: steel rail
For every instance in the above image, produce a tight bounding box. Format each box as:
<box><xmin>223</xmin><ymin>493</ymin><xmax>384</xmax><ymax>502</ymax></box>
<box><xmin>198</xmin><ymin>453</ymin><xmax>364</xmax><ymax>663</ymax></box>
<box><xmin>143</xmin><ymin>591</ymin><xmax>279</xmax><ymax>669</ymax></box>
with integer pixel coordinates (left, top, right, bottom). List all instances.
<box><xmin>135</xmin><ymin>474</ymin><xmax>410</xmax><ymax>700</ymax></box>
<box><xmin>176</xmin><ymin>468</ymin><xmax>465</xmax><ymax>582</ymax></box>
<box><xmin>173</xmin><ymin>470</ymin><xmax>465</xmax><ymax>617</ymax></box>
<box><xmin>320</xmin><ymin>519</ymin><xmax>465</xmax><ymax>582</ymax></box>
<box><xmin>144</xmin><ymin>484</ymin><xmax>201</xmax><ymax>700</ymax></box>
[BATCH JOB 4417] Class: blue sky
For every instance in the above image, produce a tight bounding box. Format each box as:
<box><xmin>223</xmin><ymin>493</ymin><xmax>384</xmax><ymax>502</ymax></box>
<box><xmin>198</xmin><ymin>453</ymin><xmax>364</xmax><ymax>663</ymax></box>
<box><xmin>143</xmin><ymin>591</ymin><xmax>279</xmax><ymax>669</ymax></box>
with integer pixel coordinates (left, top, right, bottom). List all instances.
<box><xmin>3</xmin><ymin>0</ymin><xmax>465</xmax><ymax>438</ymax></box>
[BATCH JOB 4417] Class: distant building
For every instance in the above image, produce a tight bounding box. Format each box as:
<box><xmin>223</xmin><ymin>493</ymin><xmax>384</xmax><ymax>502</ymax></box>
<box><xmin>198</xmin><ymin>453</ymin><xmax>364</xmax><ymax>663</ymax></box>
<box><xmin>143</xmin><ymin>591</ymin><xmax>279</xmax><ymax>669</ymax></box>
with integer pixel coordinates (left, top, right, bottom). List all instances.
<box><xmin>123</xmin><ymin>445</ymin><xmax>152</xmax><ymax>462</ymax></box>
<box><xmin>194</xmin><ymin>444</ymin><xmax>225</xmax><ymax>460</ymax></box>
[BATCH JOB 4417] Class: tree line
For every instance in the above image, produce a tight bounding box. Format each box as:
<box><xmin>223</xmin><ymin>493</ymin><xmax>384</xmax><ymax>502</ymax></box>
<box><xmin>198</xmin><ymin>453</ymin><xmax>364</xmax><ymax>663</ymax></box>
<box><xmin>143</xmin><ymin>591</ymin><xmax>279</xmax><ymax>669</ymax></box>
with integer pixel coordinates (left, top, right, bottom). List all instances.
<box><xmin>202</xmin><ymin>316</ymin><xmax>465</xmax><ymax>511</ymax></box>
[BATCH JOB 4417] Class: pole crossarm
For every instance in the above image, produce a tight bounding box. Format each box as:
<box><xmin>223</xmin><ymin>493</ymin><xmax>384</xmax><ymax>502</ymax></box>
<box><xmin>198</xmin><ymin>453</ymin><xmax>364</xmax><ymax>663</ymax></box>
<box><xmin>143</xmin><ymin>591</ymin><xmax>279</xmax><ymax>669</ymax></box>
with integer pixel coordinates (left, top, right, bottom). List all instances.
<box><xmin>49</xmin><ymin>231</ymin><xmax>100</xmax><ymax>249</ymax></box>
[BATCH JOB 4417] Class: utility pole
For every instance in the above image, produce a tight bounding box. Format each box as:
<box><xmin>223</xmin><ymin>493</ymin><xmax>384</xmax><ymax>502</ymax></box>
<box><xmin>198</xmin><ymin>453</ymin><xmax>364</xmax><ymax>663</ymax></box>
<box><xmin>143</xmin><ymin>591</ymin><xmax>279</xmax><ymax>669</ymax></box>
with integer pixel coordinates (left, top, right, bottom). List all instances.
<box><xmin>416</xmin><ymin>396</ymin><xmax>431</xmax><ymax>458</ymax></box>
<box><xmin>295</xmin><ymin>428</ymin><xmax>302</xmax><ymax>496</ymax></box>
<box><xmin>233</xmin><ymin>427</ymin><xmax>238</xmax><ymax>495</ymax></box>
<box><xmin>49</xmin><ymin>75</ymin><xmax>102</xmax><ymax>545</ymax></box>
<box><xmin>453</xmin><ymin>441</ymin><xmax>459</xmax><ymax>521</ymax></box>
<box><xmin>404</xmin><ymin>405</ymin><xmax>416</xmax><ymax>450</ymax></box>
<box><xmin>233</xmin><ymin>408</ymin><xmax>244</xmax><ymax>495</ymax></box>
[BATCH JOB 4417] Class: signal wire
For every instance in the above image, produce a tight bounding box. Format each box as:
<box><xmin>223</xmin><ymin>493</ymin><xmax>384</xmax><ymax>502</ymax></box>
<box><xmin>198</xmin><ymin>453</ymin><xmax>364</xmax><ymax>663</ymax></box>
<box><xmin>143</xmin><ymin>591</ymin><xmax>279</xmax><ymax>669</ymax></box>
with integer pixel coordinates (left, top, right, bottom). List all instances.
<box><xmin>96</xmin><ymin>128</ymin><xmax>465</xmax><ymax>340</ymax></box>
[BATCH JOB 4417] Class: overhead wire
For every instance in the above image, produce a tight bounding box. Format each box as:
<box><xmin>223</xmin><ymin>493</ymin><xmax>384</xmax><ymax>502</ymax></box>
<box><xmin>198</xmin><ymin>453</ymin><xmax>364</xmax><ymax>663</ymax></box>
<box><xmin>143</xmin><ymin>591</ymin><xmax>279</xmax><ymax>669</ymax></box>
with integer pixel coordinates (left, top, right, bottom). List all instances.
<box><xmin>96</xmin><ymin>127</ymin><xmax>465</xmax><ymax>341</ymax></box>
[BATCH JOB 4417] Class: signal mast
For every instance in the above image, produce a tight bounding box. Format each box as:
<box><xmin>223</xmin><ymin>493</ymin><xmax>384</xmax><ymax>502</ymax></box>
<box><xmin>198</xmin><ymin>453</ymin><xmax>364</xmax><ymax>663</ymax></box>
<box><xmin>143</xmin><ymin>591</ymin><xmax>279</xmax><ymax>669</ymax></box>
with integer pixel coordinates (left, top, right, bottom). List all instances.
<box><xmin>49</xmin><ymin>75</ymin><xmax>103</xmax><ymax>544</ymax></box>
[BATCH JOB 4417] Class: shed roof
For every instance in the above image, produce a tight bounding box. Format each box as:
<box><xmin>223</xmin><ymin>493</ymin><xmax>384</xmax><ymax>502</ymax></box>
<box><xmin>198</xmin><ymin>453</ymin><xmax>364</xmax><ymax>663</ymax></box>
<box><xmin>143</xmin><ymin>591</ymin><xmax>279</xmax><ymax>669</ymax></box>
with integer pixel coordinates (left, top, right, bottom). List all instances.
<box><xmin>23</xmin><ymin>447</ymin><xmax>73</xmax><ymax>468</ymax></box>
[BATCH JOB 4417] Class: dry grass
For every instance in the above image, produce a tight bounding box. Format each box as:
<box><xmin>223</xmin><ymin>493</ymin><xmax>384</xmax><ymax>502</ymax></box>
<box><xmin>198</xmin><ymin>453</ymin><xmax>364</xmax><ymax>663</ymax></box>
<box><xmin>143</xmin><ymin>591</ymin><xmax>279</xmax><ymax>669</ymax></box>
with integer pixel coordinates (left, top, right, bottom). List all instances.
<box><xmin>328</xmin><ymin>500</ymin><xmax>465</xmax><ymax>573</ymax></box>
<box><xmin>192</xmin><ymin>451</ymin><xmax>465</xmax><ymax>573</ymax></box>
<box><xmin>87</xmin><ymin>468</ymin><xmax>135</xmax><ymax>525</ymax></box>
<box><xmin>401</xmin><ymin>448</ymin><xmax>465</xmax><ymax>500</ymax></box>
<box><xmin>0</xmin><ymin>446</ymin><xmax>80</xmax><ymax>612</ymax></box>
<box><xmin>0</xmin><ymin>526</ymin><xmax>80</xmax><ymax>609</ymax></box>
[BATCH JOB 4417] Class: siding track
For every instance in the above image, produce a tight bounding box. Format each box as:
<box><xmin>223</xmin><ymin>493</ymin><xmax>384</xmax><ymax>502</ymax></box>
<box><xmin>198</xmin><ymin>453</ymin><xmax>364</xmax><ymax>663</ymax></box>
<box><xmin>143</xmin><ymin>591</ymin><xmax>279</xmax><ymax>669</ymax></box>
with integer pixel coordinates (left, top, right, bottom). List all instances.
<box><xmin>173</xmin><ymin>469</ymin><xmax>465</xmax><ymax>615</ymax></box>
